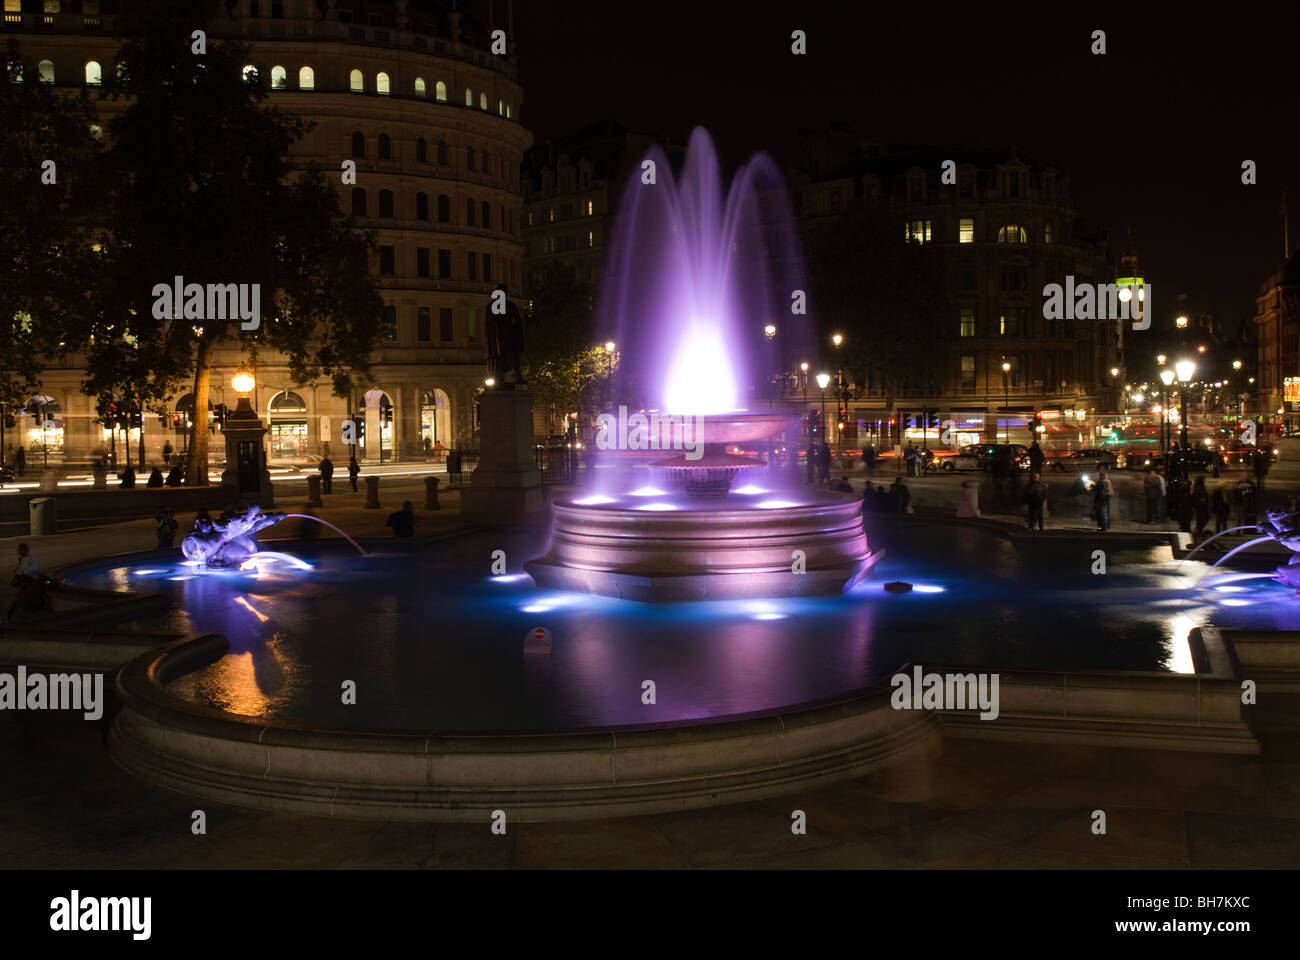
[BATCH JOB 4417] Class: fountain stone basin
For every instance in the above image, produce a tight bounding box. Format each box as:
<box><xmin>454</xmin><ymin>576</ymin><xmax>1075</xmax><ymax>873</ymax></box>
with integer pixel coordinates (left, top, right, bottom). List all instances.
<box><xmin>525</xmin><ymin>493</ymin><xmax>878</xmax><ymax>602</ymax></box>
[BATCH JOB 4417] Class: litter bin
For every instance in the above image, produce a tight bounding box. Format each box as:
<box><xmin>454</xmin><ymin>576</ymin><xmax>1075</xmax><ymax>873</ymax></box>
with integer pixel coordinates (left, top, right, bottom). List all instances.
<box><xmin>306</xmin><ymin>474</ymin><xmax>323</xmax><ymax>506</ymax></box>
<box><xmin>30</xmin><ymin>496</ymin><xmax>57</xmax><ymax>535</ymax></box>
<box><xmin>425</xmin><ymin>475</ymin><xmax>441</xmax><ymax>510</ymax></box>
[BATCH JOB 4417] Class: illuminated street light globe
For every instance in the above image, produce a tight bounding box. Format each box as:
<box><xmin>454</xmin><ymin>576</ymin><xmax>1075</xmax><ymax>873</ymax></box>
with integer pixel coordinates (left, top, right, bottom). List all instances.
<box><xmin>1233</xmin><ymin>360</ymin><xmax>1242</xmax><ymax>370</ymax></box>
<box><xmin>1176</xmin><ymin>315</ymin><xmax>1189</xmax><ymax>328</ymax></box>
<box><xmin>1175</xmin><ymin>360</ymin><xmax>1195</xmax><ymax>383</ymax></box>
<box><xmin>816</xmin><ymin>373</ymin><xmax>831</xmax><ymax>390</ymax></box>
<box><xmin>1157</xmin><ymin>354</ymin><xmax>1167</xmax><ymax>365</ymax></box>
<box><xmin>764</xmin><ymin>323</ymin><xmax>776</xmax><ymax>339</ymax></box>
<box><xmin>831</xmin><ymin>333</ymin><xmax>843</xmax><ymax>347</ymax></box>
<box><xmin>231</xmin><ymin>368</ymin><xmax>255</xmax><ymax>396</ymax></box>
<box><xmin>484</xmin><ymin>377</ymin><xmax>496</xmax><ymax>387</ymax></box>
<box><xmin>800</xmin><ymin>361</ymin><xmax>809</xmax><ymax>373</ymax></box>
<box><xmin>604</xmin><ymin>341</ymin><xmax>616</xmax><ymax>353</ymax></box>
<box><xmin>1001</xmin><ymin>361</ymin><xmax>1011</xmax><ymax>373</ymax></box>
<box><xmin>1110</xmin><ymin>367</ymin><xmax>1119</xmax><ymax>377</ymax></box>
<box><xmin>1160</xmin><ymin>369</ymin><xmax>1176</xmax><ymax>387</ymax></box>
<box><xmin>1118</xmin><ymin>287</ymin><xmax>1131</xmax><ymax>302</ymax></box>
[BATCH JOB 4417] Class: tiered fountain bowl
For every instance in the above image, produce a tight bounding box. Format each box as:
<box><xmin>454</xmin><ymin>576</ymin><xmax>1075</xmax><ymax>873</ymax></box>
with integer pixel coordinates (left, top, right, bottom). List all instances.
<box><xmin>526</xmin><ymin>411</ymin><xmax>878</xmax><ymax>602</ymax></box>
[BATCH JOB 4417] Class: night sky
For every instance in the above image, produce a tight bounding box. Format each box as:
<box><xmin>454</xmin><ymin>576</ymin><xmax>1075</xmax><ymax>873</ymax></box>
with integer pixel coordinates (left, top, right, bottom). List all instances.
<box><xmin>509</xmin><ymin>0</ymin><xmax>1297</xmax><ymax>332</ymax></box>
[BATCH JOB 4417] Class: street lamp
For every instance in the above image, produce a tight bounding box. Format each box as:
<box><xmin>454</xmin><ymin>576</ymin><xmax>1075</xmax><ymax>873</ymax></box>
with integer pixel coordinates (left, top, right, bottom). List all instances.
<box><xmin>1175</xmin><ymin>359</ymin><xmax>1195</xmax><ymax>451</ymax></box>
<box><xmin>1160</xmin><ymin>368</ymin><xmax>1175</xmax><ymax>464</ymax></box>
<box><xmin>1176</xmin><ymin>315</ymin><xmax>1189</xmax><ymax>329</ymax></box>
<box><xmin>1001</xmin><ymin>359</ymin><xmax>1011</xmax><ymax>443</ymax></box>
<box><xmin>816</xmin><ymin>373</ymin><xmax>830</xmax><ymax>462</ymax></box>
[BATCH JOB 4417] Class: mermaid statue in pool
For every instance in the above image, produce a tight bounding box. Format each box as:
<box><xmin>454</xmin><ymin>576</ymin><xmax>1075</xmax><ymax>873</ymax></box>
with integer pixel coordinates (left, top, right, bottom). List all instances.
<box><xmin>182</xmin><ymin>505</ymin><xmax>285</xmax><ymax>567</ymax></box>
<box><xmin>1259</xmin><ymin>508</ymin><xmax>1300</xmax><ymax>591</ymax></box>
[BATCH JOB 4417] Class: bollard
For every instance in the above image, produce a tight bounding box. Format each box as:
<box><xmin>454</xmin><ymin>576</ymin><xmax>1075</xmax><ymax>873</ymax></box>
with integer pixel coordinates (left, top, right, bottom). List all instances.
<box><xmin>29</xmin><ymin>496</ymin><xmax>57</xmax><ymax>535</ymax></box>
<box><xmin>306</xmin><ymin>474</ymin><xmax>323</xmax><ymax>506</ymax></box>
<box><xmin>956</xmin><ymin>479</ymin><xmax>981</xmax><ymax>518</ymax></box>
<box><xmin>364</xmin><ymin>474</ymin><xmax>380</xmax><ymax>509</ymax></box>
<box><xmin>425</xmin><ymin>475</ymin><xmax>440</xmax><ymax>510</ymax></box>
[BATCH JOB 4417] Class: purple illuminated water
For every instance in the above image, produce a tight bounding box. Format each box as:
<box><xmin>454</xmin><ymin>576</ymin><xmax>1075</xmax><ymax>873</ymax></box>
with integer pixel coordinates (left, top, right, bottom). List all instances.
<box><xmin>598</xmin><ymin>127</ymin><xmax>813</xmax><ymax>415</ymax></box>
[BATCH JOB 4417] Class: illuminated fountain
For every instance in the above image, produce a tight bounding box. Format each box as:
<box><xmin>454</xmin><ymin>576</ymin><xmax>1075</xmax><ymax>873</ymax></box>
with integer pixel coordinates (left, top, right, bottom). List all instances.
<box><xmin>526</xmin><ymin>129</ymin><xmax>877</xmax><ymax>601</ymax></box>
<box><xmin>180</xmin><ymin>505</ymin><xmax>367</xmax><ymax>572</ymax></box>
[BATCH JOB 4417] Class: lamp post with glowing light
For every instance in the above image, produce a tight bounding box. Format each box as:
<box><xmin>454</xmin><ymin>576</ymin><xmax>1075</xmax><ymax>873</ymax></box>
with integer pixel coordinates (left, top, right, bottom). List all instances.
<box><xmin>831</xmin><ymin>333</ymin><xmax>845</xmax><ymax>455</ymax></box>
<box><xmin>816</xmin><ymin>372</ymin><xmax>830</xmax><ymax>472</ymax></box>
<box><xmin>1176</xmin><ymin>359</ymin><xmax>1195</xmax><ymax>454</ymax></box>
<box><xmin>1160</xmin><ymin>368</ymin><xmax>1175</xmax><ymax>468</ymax></box>
<box><xmin>764</xmin><ymin>323</ymin><xmax>777</xmax><ymax>408</ymax></box>
<box><xmin>220</xmin><ymin>365</ymin><xmax>274</xmax><ymax>503</ymax></box>
<box><xmin>1001</xmin><ymin>359</ymin><xmax>1011</xmax><ymax>443</ymax></box>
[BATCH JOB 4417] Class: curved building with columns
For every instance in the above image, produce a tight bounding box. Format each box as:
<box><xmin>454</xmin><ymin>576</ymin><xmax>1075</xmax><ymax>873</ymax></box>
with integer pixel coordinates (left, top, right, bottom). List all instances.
<box><xmin>2</xmin><ymin>0</ymin><xmax>527</xmax><ymax>466</ymax></box>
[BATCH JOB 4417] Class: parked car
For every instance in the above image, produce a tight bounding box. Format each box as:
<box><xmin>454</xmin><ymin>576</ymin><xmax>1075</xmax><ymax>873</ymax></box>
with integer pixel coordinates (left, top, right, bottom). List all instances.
<box><xmin>948</xmin><ymin>443</ymin><xmax>1030</xmax><ymax>472</ymax></box>
<box><xmin>941</xmin><ymin>444</ymin><xmax>984</xmax><ymax>472</ymax></box>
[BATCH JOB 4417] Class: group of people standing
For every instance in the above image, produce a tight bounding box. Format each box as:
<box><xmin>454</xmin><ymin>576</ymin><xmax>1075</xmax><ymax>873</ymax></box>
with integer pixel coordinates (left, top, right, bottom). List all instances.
<box><xmin>1143</xmin><ymin>465</ymin><xmax>1257</xmax><ymax>536</ymax></box>
<box><xmin>317</xmin><ymin>455</ymin><xmax>362</xmax><ymax>493</ymax></box>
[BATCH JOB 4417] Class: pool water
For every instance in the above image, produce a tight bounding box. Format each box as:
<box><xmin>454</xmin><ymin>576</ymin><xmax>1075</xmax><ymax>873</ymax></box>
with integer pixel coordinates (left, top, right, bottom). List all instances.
<box><xmin>63</xmin><ymin>521</ymin><xmax>1300</xmax><ymax>732</ymax></box>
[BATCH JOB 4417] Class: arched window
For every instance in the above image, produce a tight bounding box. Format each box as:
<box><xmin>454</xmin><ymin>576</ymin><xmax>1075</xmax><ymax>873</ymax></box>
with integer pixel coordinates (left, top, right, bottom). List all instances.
<box><xmin>506</xmin><ymin>104</ymin><xmax>512</xmax><ymax>119</ymax></box>
<box><xmin>437</xmin><ymin>194</ymin><xmax>450</xmax><ymax>223</ymax></box>
<box><xmin>415</xmin><ymin>137</ymin><xmax>427</xmax><ymax>163</ymax></box>
<box><xmin>37</xmin><ymin>60</ymin><xmax>54</xmax><ymax>84</ymax></box>
<box><xmin>375</xmin><ymin>72</ymin><xmax>390</xmax><ymax>95</ymax></box>
<box><xmin>498</xmin><ymin>98</ymin><xmax>504</xmax><ymax>115</ymax></box>
<box><xmin>241</xmin><ymin>64</ymin><xmax>258</xmax><ymax>84</ymax></box>
<box><xmin>479</xmin><ymin>91</ymin><xmax>487</xmax><ymax>111</ymax></box>
<box><xmin>84</xmin><ymin>60</ymin><xmax>102</xmax><ymax>86</ymax></box>
<box><xmin>997</xmin><ymin>224</ymin><xmax>1027</xmax><ymax>243</ymax></box>
<box><xmin>7</xmin><ymin>60</ymin><xmax>23</xmax><ymax>83</ymax></box>
<box><xmin>377</xmin><ymin>189</ymin><xmax>394</xmax><ymax>218</ymax></box>
<box><xmin>89</xmin><ymin>124</ymin><xmax>103</xmax><ymax>141</ymax></box>
<box><xmin>378</xmin><ymin>133</ymin><xmax>391</xmax><ymax>160</ymax></box>
<box><xmin>270</xmin><ymin>65</ymin><xmax>287</xmax><ymax>89</ymax></box>
<box><xmin>351</xmin><ymin>131</ymin><xmax>365</xmax><ymax>157</ymax></box>
<box><xmin>435</xmin><ymin>80</ymin><xmax>447</xmax><ymax>101</ymax></box>
<box><xmin>269</xmin><ymin>390</ymin><xmax>307</xmax><ymax>413</ymax></box>
<box><xmin>415</xmin><ymin>192</ymin><xmax>429</xmax><ymax>221</ymax></box>
<box><xmin>464</xmin><ymin>87</ymin><xmax>472</xmax><ymax>106</ymax></box>
<box><xmin>436</xmin><ymin>140</ymin><xmax>448</xmax><ymax>165</ymax></box>
<box><xmin>298</xmin><ymin>65</ymin><xmax>314</xmax><ymax>89</ymax></box>
<box><xmin>466</xmin><ymin>146</ymin><xmax>474</xmax><ymax>171</ymax></box>
<box><xmin>349</xmin><ymin>68</ymin><xmax>363</xmax><ymax>92</ymax></box>
<box><xmin>350</xmin><ymin>187</ymin><xmax>367</xmax><ymax>217</ymax></box>
<box><xmin>413</xmin><ymin>77</ymin><xmax>426</xmax><ymax>97</ymax></box>
<box><xmin>466</xmin><ymin>198</ymin><xmax>476</xmax><ymax>226</ymax></box>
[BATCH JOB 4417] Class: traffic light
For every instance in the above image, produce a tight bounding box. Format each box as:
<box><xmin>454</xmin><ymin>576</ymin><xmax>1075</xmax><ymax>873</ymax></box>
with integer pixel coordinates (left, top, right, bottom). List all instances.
<box><xmin>928</xmin><ymin>413</ymin><xmax>940</xmax><ymax>429</ymax></box>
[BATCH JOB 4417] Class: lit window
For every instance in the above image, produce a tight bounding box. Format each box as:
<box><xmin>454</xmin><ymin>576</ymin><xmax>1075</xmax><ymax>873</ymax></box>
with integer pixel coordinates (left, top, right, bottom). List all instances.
<box><xmin>997</xmin><ymin>224</ymin><xmax>1026</xmax><ymax>243</ymax></box>
<box><xmin>435</xmin><ymin>80</ymin><xmax>447</xmax><ymax>101</ymax></box>
<box><xmin>349</xmin><ymin>69</ymin><xmax>363</xmax><ymax>92</ymax></box>
<box><xmin>414</xmin><ymin>77</ymin><xmax>426</xmax><ymax>97</ymax></box>
<box><xmin>960</xmin><ymin>356</ymin><xmax>976</xmax><ymax>390</ymax></box>
<box><xmin>506</xmin><ymin>104</ymin><xmax>511</xmax><ymax>119</ymax></box>
<box><xmin>1044</xmin><ymin>221</ymin><xmax>1053</xmax><ymax>244</ymax></box>
<box><xmin>298</xmin><ymin>66</ymin><xmax>314</xmax><ymax>89</ymax></box>
<box><xmin>241</xmin><ymin>64</ymin><xmax>258</xmax><ymax>83</ymax></box>
<box><xmin>548</xmin><ymin>208</ymin><xmax>555</xmax><ymax>222</ymax></box>
<box><xmin>586</xmin><ymin>200</ymin><xmax>593</xmax><ymax>216</ymax></box>
<box><xmin>464</xmin><ymin>87</ymin><xmax>472</xmax><ymax>106</ymax></box>
<box><xmin>960</xmin><ymin>309</ymin><xmax>975</xmax><ymax>337</ymax></box>
<box><xmin>904</xmin><ymin>219</ymin><xmax>931</xmax><ymax>243</ymax></box>
<box><xmin>270</xmin><ymin>65</ymin><xmax>286</xmax><ymax>89</ymax></box>
<box><xmin>959</xmin><ymin>218</ymin><xmax>974</xmax><ymax>243</ymax></box>
<box><xmin>37</xmin><ymin>59</ymin><xmax>53</xmax><ymax>83</ymax></box>
<box><xmin>84</xmin><ymin>60</ymin><xmax>101</xmax><ymax>85</ymax></box>
<box><xmin>587</xmin><ymin>231</ymin><xmax>593</xmax><ymax>247</ymax></box>
<box><xmin>375</xmin><ymin>72</ymin><xmax>390</xmax><ymax>95</ymax></box>
<box><xmin>479</xmin><ymin>91</ymin><xmax>487</xmax><ymax>110</ymax></box>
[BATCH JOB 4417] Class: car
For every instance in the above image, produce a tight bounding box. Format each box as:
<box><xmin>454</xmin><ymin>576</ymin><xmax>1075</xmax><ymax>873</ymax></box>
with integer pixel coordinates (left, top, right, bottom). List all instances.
<box><xmin>941</xmin><ymin>444</ymin><xmax>984</xmax><ymax>472</ymax></box>
<box><xmin>1050</xmin><ymin>448</ymin><xmax>1119</xmax><ymax>471</ymax></box>
<box><xmin>955</xmin><ymin>443</ymin><xmax>1030</xmax><ymax>472</ymax></box>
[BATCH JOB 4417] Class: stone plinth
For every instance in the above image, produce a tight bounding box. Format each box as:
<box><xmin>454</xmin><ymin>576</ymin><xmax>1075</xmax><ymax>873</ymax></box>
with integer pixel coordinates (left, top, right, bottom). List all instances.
<box><xmin>460</xmin><ymin>387</ymin><xmax>543</xmax><ymax>519</ymax></box>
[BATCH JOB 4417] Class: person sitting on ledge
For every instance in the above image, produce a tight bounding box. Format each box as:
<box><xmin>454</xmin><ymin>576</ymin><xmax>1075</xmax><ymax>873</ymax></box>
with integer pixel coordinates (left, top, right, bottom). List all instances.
<box><xmin>830</xmin><ymin>475</ymin><xmax>853</xmax><ymax>494</ymax></box>
<box><xmin>387</xmin><ymin>500</ymin><xmax>416</xmax><ymax>538</ymax></box>
<box><xmin>118</xmin><ymin>466</ymin><xmax>136</xmax><ymax>489</ymax></box>
<box><xmin>147</xmin><ymin>467</ymin><xmax>164</xmax><ymax>488</ymax></box>
<box><xmin>165</xmin><ymin>464</ymin><xmax>184</xmax><ymax>486</ymax></box>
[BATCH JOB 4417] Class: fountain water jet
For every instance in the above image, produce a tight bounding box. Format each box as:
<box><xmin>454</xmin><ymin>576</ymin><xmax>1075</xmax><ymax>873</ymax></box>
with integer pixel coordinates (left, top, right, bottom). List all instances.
<box><xmin>526</xmin><ymin>128</ymin><xmax>877</xmax><ymax>601</ymax></box>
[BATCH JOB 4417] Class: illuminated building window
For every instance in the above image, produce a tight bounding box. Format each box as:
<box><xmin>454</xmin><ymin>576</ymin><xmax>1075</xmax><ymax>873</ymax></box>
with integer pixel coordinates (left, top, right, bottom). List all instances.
<box><xmin>349</xmin><ymin>69</ymin><xmax>363</xmax><ymax>92</ymax></box>
<box><xmin>298</xmin><ymin>65</ymin><xmax>314</xmax><ymax>89</ymax></box>
<box><xmin>960</xmin><ymin>308</ymin><xmax>975</xmax><ymax>337</ymax></box>
<box><xmin>997</xmin><ymin>224</ymin><xmax>1026</xmax><ymax>243</ymax></box>
<box><xmin>587</xmin><ymin>200</ymin><xmax>594</xmax><ymax>216</ymax></box>
<box><xmin>506</xmin><ymin>104</ymin><xmax>512</xmax><ymax>119</ymax></box>
<box><xmin>241</xmin><ymin>64</ymin><xmax>258</xmax><ymax>84</ymax></box>
<box><xmin>464</xmin><ymin>87</ymin><xmax>472</xmax><ymax>106</ymax></box>
<box><xmin>904</xmin><ymin>219</ymin><xmax>931</xmax><ymax>244</ymax></box>
<box><xmin>85</xmin><ymin>60</ymin><xmax>102</xmax><ymax>85</ymax></box>
<box><xmin>1044</xmin><ymin>221</ymin><xmax>1053</xmax><ymax>244</ymax></box>
<box><xmin>414</xmin><ymin>77</ymin><xmax>426</xmax><ymax>97</ymax></box>
<box><xmin>435</xmin><ymin>80</ymin><xmax>447</xmax><ymax>101</ymax></box>
<box><xmin>959</xmin><ymin>218</ymin><xmax>974</xmax><ymax>243</ymax></box>
<box><xmin>375</xmin><ymin>72</ymin><xmax>390</xmax><ymax>95</ymax></box>
<box><xmin>587</xmin><ymin>231</ymin><xmax>594</xmax><ymax>247</ymax></box>
<box><xmin>498</xmin><ymin>98</ymin><xmax>504</xmax><ymax>115</ymax></box>
<box><xmin>479</xmin><ymin>91</ymin><xmax>487</xmax><ymax>110</ymax></box>
<box><xmin>270</xmin><ymin>65</ymin><xmax>286</xmax><ymax>89</ymax></box>
<box><xmin>527</xmin><ymin>211</ymin><xmax>533</xmax><ymax>227</ymax></box>
<box><xmin>548</xmin><ymin>208</ymin><xmax>555</xmax><ymax>222</ymax></box>
<box><xmin>37</xmin><ymin>59</ymin><xmax>53</xmax><ymax>83</ymax></box>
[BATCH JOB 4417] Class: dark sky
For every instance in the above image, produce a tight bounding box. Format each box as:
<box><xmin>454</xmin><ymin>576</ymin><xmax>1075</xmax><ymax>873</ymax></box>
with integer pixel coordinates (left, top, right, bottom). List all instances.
<box><xmin>506</xmin><ymin>0</ymin><xmax>1297</xmax><ymax>330</ymax></box>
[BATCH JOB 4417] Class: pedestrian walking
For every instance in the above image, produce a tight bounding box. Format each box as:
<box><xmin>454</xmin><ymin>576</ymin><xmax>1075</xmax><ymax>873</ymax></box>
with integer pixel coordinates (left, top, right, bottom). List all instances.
<box><xmin>1191</xmin><ymin>476</ymin><xmax>1210</xmax><ymax>537</ymax></box>
<box><xmin>1024</xmin><ymin>472</ymin><xmax>1048</xmax><ymax>531</ymax></box>
<box><xmin>162</xmin><ymin>441</ymin><xmax>173</xmax><ymax>466</ymax></box>
<box><xmin>1093</xmin><ymin>467</ymin><xmax>1114</xmax><ymax>531</ymax></box>
<box><xmin>155</xmin><ymin>509</ymin><xmax>178</xmax><ymax>549</ymax></box>
<box><xmin>1156</xmin><ymin>467</ymin><xmax>1168</xmax><ymax>522</ymax></box>
<box><xmin>1143</xmin><ymin>467</ymin><xmax>1162</xmax><ymax>523</ymax></box>
<box><xmin>904</xmin><ymin>442</ymin><xmax>918</xmax><ymax>477</ymax></box>
<box><xmin>347</xmin><ymin>456</ymin><xmax>360</xmax><ymax>492</ymax></box>
<box><xmin>319</xmin><ymin>455</ymin><xmax>334</xmax><ymax>494</ymax></box>
<box><xmin>1028</xmin><ymin>440</ymin><xmax>1045</xmax><ymax>477</ymax></box>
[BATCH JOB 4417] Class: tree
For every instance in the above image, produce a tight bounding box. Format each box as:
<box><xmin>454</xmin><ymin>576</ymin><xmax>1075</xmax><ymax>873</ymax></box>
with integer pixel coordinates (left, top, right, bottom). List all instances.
<box><xmin>0</xmin><ymin>41</ymin><xmax>108</xmax><ymax>463</ymax></box>
<box><xmin>524</xmin><ymin>271</ymin><xmax>604</xmax><ymax>432</ymax></box>
<box><xmin>100</xmin><ymin>8</ymin><xmax>384</xmax><ymax>485</ymax></box>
